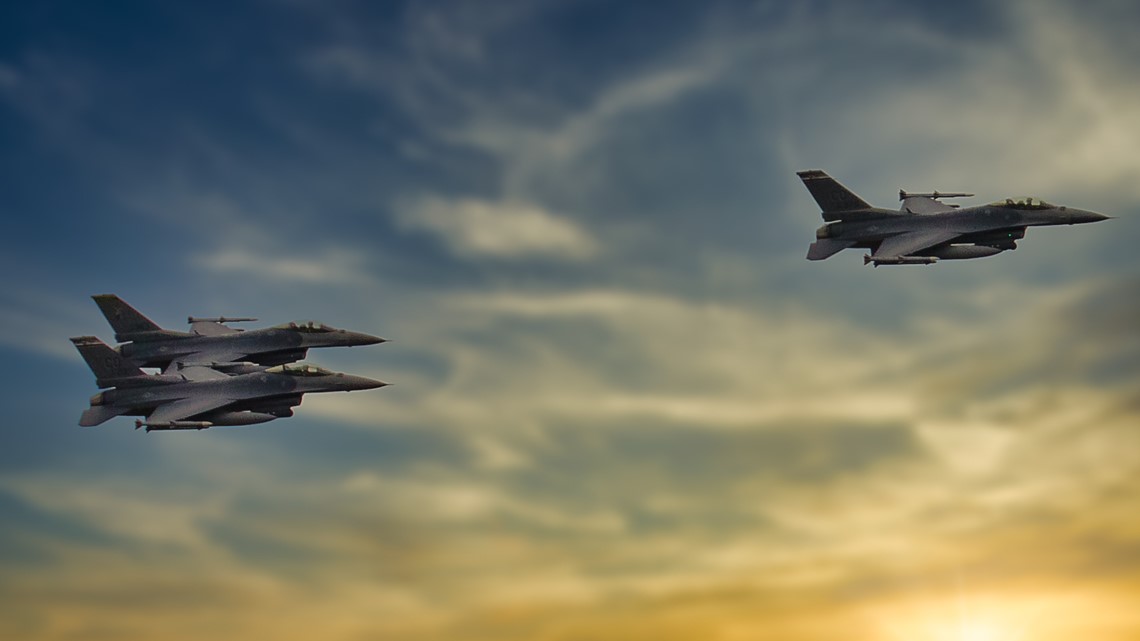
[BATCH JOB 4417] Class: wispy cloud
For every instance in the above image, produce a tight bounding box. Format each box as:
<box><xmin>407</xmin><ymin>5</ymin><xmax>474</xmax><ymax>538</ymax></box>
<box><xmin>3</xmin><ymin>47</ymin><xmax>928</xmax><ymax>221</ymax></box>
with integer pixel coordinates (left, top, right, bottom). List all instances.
<box><xmin>191</xmin><ymin>245</ymin><xmax>373</xmax><ymax>285</ymax></box>
<box><xmin>0</xmin><ymin>288</ymin><xmax>102</xmax><ymax>361</ymax></box>
<box><xmin>777</xmin><ymin>0</ymin><xmax>1140</xmax><ymax>203</ymax></box>
<box><xmin>0</xmin><ymin>62</ymin><xmax>19</xmax><ymax>90</ymax></box>
<box><xmin>397</xmin><ymin>197</ymin><xmax>598</xmax><ymax>260</ymax></box>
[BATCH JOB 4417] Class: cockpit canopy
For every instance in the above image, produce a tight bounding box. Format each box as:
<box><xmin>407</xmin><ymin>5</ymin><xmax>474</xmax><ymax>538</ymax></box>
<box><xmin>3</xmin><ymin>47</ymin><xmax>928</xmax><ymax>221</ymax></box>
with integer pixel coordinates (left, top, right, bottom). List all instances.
<box><xmin>988</xmin><ymin>197</ymin><xmax>1054</xmax><ymax>210</ymax></box>
<box><xmin>273</xmin><ymin>320</ymin><xmax>337</xmax><ymax>333</ymax></box>
<box><xmin>266</xmin><ymin>363</ymin><xmax>334</xmax><ymax>377</ymax></box>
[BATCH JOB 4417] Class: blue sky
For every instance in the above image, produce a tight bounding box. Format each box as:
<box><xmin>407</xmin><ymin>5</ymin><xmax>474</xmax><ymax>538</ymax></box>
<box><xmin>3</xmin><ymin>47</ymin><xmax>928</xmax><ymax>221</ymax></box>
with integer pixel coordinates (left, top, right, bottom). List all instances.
<box><xmin>2</xmin><ymin>1</ymin><xmax>1139</xmax><ymax>639</ymax></box>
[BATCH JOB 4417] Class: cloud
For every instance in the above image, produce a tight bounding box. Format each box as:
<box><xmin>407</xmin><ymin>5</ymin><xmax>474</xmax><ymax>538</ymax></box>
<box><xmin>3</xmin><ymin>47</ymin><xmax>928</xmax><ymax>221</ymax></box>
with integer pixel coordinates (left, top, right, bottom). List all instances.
<box><xmin>396</xmin><ymin>196</ymin><xmax>598</xmax><ymax>260</ymax></box>
<box><xmin>0</xmin><ymin>476</ymin><xmax>222</xmax><ymax>551</ymax></box>
<box><xmin>0</xmin><ymin>288</ymin><xmax>102</xmax><ymax>361</ymax></box>
<box><xmin>0</xmin><ymin>62</ymin><xmax>19</xmax><ymax>90</ymax></box>
<box><xmin>191</xmin><ymin>245</ymin><xmax>372</xmax><ymax>285</ymax></box>
<box><xmin>4</xmin><ymin>271</ymin><xmax>1139</xmax><ymax>640</ymax></box>
<box><xmin>777</xmin><ymin>0</ymin><xmax>1140</xmax><ymax>203</ymax></box>
<box><xmin>302</xmin><ymin>7</ymin><xmax>742</xmax><ymax>261</ymax></box>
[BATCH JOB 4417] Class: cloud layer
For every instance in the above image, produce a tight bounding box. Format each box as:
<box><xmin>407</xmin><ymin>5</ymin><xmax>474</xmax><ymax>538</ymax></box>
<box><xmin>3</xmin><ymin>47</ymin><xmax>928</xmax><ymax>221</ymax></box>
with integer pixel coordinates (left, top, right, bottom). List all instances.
<box><xmin>1</xmin><ymin>1</ymin><xmax>1138</xmax><ymax>640</ymax></box>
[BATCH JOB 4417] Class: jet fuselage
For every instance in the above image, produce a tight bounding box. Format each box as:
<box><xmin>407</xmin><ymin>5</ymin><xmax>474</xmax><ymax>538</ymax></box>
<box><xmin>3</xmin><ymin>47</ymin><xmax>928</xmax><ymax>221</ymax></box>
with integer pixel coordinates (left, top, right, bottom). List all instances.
<box><xmin>119</xmin><ymin>325</ymin><xmax>383</xmax><ymax>368</ymax></box>
<box><xmin>798</xmin><ymin>170</ymin><xmax>1110</xmax><ymax>265</ymax></box>
<box><xmin>88</xmin><ymin>367</ymin><xmax>385</xmax><ymax>427</ymax></box>
<box><xmin>819</xmin><ymin>204</ymin><xmax>1108</xmax><ymax>247</ymax></box>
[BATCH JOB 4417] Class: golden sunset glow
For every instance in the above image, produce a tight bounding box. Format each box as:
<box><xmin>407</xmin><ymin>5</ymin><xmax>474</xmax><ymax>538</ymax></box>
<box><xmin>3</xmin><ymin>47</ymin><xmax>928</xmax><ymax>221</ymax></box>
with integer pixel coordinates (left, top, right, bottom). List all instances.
<box><xmin>880</xmin><ymin>598</ymin><xmax>1034</xmax><ymax>641</ymax></box>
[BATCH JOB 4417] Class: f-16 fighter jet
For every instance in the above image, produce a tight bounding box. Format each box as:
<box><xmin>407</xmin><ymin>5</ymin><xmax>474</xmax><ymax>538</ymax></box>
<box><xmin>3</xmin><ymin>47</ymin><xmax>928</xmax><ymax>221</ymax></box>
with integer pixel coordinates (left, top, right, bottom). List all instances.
<box><xmin>72</xmin><ymin>336</ymin><xmax>387</xmax><ymax>431</ymax></box>
<box><xmin>798</xmin><ymin>170</ymin><xmax>1110</xmax><ymax>266</ymax></box>
<box><xmin>92</xmin><ymin>294</ymin><xmax>385</xmax><ymax>369</ymax></box>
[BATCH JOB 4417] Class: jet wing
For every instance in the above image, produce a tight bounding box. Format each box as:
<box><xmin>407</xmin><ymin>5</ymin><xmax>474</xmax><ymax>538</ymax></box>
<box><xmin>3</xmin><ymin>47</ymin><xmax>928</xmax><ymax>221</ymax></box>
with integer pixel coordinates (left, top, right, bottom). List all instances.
<box><xmin>191</xmin><ymin>321</ymin><xmax>242</xmax><ymax>337</ymax></box>
<box><xmin>145</xmin><ymin>396</ymin><xmax>237</xmax><ymax>425</ymax></box>
<box><xmin>193</xmin><ymin>350</ymin><xmax>247</xmax><ymax>364</ymax></box>
<box><xmin>901</xmin><ymin>196</ymin><xmax>955</xmax><ymax>215</ymax></box>
<box><xmin>159</xmin><ymin>350</ymin><xmax>248</xmax><ymax>374</ymax></box>
<box><xmin>873</xmin><ymin>230</ymin><xmax>961</xmax><ymax>259</ymax></box>
<box><xmin>177</xmin><ymin>366</ymin><xmax>232</xmax><ymax>382</ymax></box>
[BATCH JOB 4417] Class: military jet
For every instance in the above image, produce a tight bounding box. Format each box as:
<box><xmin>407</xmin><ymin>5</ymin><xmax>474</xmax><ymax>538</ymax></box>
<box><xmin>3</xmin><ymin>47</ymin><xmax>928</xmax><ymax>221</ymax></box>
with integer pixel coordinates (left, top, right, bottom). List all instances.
<box><xmin>92</xmin><ymin>294</ymin><xmax>385</xmax><ymax>369</ymax></box>
<box><xmin>72</xmin><ymin>336</ymin><xmax>387</xmax><ymax>431</ymax></box>
<box><xmin>798</xmin><ymin>170</ymin><xmax>1110</xmax><ymax>266</ymax></box>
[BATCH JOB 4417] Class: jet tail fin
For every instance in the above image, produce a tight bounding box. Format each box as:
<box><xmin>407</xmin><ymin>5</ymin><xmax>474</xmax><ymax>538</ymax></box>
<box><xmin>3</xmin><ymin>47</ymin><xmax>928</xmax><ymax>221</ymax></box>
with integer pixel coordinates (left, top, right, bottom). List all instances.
<box><xmin>71</xmin><ymin>336</ymin><xmax>146</xmax><ymax>386</ymax></box>
<box><xmin>797</xmin><ymin>170</ymin><xmax>873</xmax><ymax>222</ymax></box>
<box><xmin>91</xmin><ymin>295</ymin><xmax>169</xmax><ymax>342</ymax></box>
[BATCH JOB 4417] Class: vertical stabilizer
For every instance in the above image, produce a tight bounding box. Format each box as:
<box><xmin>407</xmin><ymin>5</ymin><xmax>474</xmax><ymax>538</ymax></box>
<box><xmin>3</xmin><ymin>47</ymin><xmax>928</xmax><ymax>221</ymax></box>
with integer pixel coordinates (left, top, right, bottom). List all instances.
<box><xmin>797</xmin><ymin>170</ymin><xmax>873</xmax><ymax>221</ymax></box>
<box><xmin>92</xmin><ymin>294</ymin><xmax>165</xmax><ymax>342</ymax></box>
<box><xmin>71</xmin><ymin>336</ymin><xmax>145</xmax><ymax>386</ymax></box>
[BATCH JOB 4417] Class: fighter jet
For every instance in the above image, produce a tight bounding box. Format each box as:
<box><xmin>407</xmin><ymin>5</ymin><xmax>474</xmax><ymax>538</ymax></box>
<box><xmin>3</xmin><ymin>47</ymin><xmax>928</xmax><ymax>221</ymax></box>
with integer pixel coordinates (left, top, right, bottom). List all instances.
<box><xmin>92</xmin><ymin>294</ymin><xmax>385</xmax><ymax>369</ymax></box>
<box><xmin>798</xmin><ymin>170</ymin><xmax>1110</xmax><ymax>266</ymax></box>
<box><xmin>72</xmin><ymin>336</ymin><xmax>387</xmax><ymax>431</ymax></box>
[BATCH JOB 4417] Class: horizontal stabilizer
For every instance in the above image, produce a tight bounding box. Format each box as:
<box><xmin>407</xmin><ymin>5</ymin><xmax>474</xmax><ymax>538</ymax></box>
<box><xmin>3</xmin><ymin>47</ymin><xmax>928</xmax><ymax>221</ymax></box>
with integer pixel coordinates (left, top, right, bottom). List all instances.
<box><xmin>806</xmin><ymin>239</ymin><xmax>856</xmax><ymax>261</ymax></box>
<box><xmin>80</xmin><ymin>406</ymin><xmax>128</xmax><ymax>427</ymax></box>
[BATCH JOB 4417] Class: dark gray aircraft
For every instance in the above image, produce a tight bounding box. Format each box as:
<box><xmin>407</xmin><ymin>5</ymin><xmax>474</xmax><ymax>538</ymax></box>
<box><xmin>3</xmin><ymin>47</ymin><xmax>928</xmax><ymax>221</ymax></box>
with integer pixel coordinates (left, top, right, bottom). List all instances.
<box><xmin>72</xmin><ymin>336</ymin><xmax>387</xmax><ymax>431</ymax></box>
<box><xmin>798</xmin><ymin>170</ymin><xmax>1110</xmax><ymax>266</ymax></box>
<box><xmin>92</xmin><ymin>294</ymin><xmax>385</xmax><ymax>368</ymax></box>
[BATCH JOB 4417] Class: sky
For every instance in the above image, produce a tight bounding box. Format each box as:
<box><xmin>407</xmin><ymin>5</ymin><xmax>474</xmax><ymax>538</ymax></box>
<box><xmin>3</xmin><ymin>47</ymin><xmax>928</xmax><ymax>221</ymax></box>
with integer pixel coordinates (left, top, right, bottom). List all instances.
<box><xmin>1</xmin><ymin>1</ymin><xmax>1138</xmax><ymax>639</ymax></box>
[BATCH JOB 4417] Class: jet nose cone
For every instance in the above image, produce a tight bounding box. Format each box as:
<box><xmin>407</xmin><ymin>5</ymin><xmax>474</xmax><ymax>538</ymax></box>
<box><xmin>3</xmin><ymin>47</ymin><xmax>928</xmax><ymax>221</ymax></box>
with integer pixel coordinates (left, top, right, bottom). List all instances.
<box><xmin>362</xmin><ymin>379</ymin><xmax>389</xmax><ymax>390</ymax></box>
<box><xmin>342</xmin><ymin>375</ymin><xmax>389</xmax><ymax>391</ymax></box>
<box><xmin>1073</xmin><ymin>209</ymin><xmax>1112</xmax><ymax>224</ymax></box>
<box><xmin>348</xmin><ymin>331</ymin><xmax>387</xmax><ymax>346</ymax></box>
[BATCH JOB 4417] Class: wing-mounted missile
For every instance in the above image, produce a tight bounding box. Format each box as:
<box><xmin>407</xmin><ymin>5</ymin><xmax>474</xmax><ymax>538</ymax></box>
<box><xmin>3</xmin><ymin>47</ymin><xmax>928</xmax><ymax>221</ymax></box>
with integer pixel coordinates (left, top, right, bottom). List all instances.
<box><xmin>187</xmin><ymin>316</ymin><xmax>258</xmax><ymax>324</ymax></box>
<box><xmin>136</xmin><ymin>419</ymin><xmax>213</xmax><ymax>431</ymax></box>
<box><xmin>864</xmin><ymin>255</ymin><xmax>939</xmax><ymax>266</ymax></box>
<box><xmin>899</xmin><ymin>190</ymin><xmax>974</xmax><ymax>210</ymax></box>
<box><xmin>187</xmin><ymin>316</ymin><xmax>258</xmax><ymax>337</ymax></box>
<box><xmin>925</xmin><ymin>245</ymin><xmax>1003</xmax><ymax>260</ymax></box>
<box><xmin>899</xmin><ymin>190</ymin><xmax>973</xmax><ymax>201</ymax></box>
<box><xmin>136</xmin><ymin>411</ymin><xmax>276</xmax><ymax>431</ymax></box>
<box><xmin>175</xmin><ymin>361</ymin><xmax>264</xmax><ymax>374</ymax></box>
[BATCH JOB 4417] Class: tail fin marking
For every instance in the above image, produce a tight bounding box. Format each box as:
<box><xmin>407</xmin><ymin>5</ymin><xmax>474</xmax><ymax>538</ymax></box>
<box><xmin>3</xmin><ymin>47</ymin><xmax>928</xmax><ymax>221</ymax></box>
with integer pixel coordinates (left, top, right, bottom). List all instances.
<box><xmin>71</xmin><ymin>336</ymin><xmax>145</xmax><ymax>384</ymax></box>
<box><xmin>91</xmin><ymin>295</ymin><xmax>164</xmax><ymax>342</ymax></box>
<box><xmin>797</xmin><ymin>170</ymin><xmax>873</xmax><ymax>221</ymax></box>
